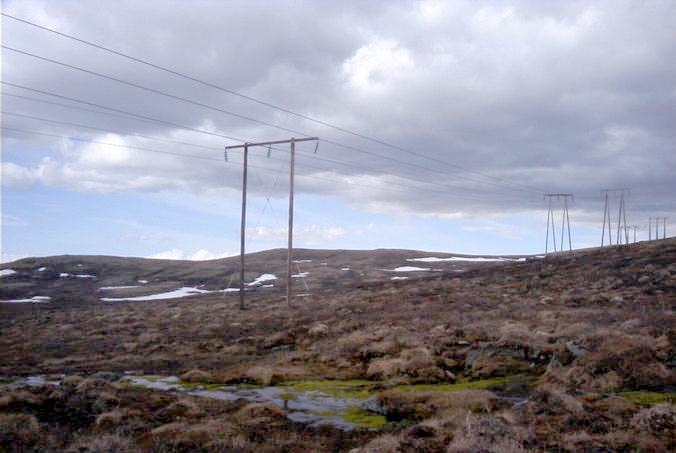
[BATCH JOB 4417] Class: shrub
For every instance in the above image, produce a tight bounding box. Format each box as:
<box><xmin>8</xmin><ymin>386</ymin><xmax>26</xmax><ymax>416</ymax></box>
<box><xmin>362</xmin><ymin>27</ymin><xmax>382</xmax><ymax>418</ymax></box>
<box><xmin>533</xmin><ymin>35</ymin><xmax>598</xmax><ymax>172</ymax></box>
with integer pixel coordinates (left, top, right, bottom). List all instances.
<box><xmin>0</xmin><ymin>413</ymin><xmax>42</xmax><ymax>451</ymax></box>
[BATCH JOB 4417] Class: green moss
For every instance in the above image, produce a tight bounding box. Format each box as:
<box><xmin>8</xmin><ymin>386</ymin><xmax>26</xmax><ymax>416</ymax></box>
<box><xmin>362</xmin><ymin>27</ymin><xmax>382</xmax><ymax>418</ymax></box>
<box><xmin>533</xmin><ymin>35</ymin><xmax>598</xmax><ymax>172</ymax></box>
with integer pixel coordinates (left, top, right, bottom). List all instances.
<box><xmin>620</xmin><ymin>391</ymin><xmax>675</xmax><ymax>406</ymax></box>
<box><xmin>342</xmin><ymin>407</ymin><xmax>387</xmax><ymax>429</ymax></box>
<box><xmin>394</xmin><ymin>375</ymin><xmax>535</xmax><ymax>393</ymax></box>
<box><xmin>176</xmin><ymin>381</ymin><xmax>226</xmax><ymax>391</ymax></box>
<box><xmin>279</xmin><ymin>392</ymin><xmax>298</xmax><ymax>401</ymax></box>
<box><xmin>279</xmin><ymin>380</ymin><xmax>376</xmax><ymax>400</ymax></box>
<box><xmin>237</xmin><ymin>383</ymin><xmax>264</xmax><ymax>389</ymax></box>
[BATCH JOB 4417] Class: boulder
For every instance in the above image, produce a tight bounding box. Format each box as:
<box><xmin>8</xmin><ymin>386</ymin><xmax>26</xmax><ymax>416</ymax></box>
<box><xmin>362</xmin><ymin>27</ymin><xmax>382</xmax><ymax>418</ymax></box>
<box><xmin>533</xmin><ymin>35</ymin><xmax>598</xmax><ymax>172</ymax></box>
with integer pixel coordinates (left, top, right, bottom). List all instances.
<box><xmin>308</xmin><ymin>323</ymin><xmax>329</xmax><ymax>337</ymax></box>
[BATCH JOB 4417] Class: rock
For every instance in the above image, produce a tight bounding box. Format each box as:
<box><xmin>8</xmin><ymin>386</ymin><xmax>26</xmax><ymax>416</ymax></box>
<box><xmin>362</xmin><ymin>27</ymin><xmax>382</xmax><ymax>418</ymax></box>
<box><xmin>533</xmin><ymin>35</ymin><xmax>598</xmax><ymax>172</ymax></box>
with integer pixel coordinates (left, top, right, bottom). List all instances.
<box><xmin>444</xmin><ymin>370</ymin><xmax>457</xmax><ymax>381</ymax></box>
<box><xmin>179</xmin><ymin>369</ymin><xmax>214</xmax><ymax>383</ymax></box>
<box><xmin>546</xmin><ymin>355</ymin><xmax>562</xmax><ymax>371</ymax></box>
<box><xmin>308</xmin><ymin>323</ymin><xmax>329</xmax><ymax>337</ymax></box>
<box><xmin>653</xmin><ymin>269</ymin><xmax>670</xmax><ymax>282</ymax></box>
<box><xmin>360</xmin><ymin>397</ymin><xmax>387</xmax><ymax>415</ymax></box>
<box><xmin>430</xmin><ymin>325</ymin><xmax>447</xmax><ymax>335</ymax></box>
<box><xmin>631</xmin><ymin>403</ymin><xmax>675</xmax><ymax>436</ymax></box>
<box><xmin>91</xmin><ymin>371</ymin><xmax>121</xmax><ymax>382</ymax></box>
<box><xmin>565</xmin><ymin>342</ymin><xmax>587</xmax><ymax>359</ymax></box>
<box><xmin>610</xmin><ymin>295</ymin><xmax>624</xmax><ymax>304</ymax></box>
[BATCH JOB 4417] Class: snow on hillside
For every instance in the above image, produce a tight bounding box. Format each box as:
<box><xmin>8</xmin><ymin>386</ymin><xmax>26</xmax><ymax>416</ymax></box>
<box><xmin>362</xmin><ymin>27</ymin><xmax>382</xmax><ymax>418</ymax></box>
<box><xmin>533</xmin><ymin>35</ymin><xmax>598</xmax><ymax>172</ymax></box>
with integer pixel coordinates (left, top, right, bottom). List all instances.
<box><xmin>407</xmin><ymin>256</ymin><xmax>526</xmax><ymax>263</ymax></box>
<box><xmin>1</xmin><ymin>296</ymin><xmax>51</xmax><ymax>303</ymax></box>
<box><xmin>101</xmin><ymin>287</ymin><xmax>211</xmax><ymax>302</ymax></box>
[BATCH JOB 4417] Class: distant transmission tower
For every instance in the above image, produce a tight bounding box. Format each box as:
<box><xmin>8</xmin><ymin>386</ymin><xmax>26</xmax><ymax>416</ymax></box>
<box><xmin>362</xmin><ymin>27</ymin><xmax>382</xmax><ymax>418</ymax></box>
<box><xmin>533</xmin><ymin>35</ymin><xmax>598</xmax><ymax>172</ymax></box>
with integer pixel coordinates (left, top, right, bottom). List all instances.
<box><xmin>601</xmin><ymin>189</ymin><xmax>629</xmax><ymax>246</ymax></box>
<box><xmin>630</xmin><ymin>225</ymin><xmax>639</xmax><ymax>243</ymax></box>
<box><xmin>544</xmin><ymin>194</ymin><xmax>573</xmax><ymax>255</ymax></box>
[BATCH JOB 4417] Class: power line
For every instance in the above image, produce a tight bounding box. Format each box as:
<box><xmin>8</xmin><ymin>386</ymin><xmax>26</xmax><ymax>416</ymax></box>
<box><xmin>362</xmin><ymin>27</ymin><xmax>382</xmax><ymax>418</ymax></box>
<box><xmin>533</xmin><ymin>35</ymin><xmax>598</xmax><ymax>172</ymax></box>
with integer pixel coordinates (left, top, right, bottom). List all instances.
<box><xmin>2</xmin><ymin>45</ymin><xmax>308</xmax><ymax>138</ymax></box>
<box><xmin>2</xmin><ymin>82</ymin><xmax>529</xmax><ymax>199</ymax></box>
<box><xmin>3</xmin><ymin>111</ymin><xmax>225</xmax><ymax>152</ymax></box>
<box><xmin>3</xmin><ymin>45</ymin><xmax>543</xmax><ymax>196</ymax></box>
<box><xmin>2</xmin><ymin>11</ymin><xmax>547</xmax><ymax>194</ymax></box>
<box><xmin>1</xmin><ymin>126</ymin><xmax>222</xmax><ymax>162</ymax></box>
<box><xmin>3</xmin><ymin>126</ymin><xmax>528</xmax><ymax>204</ymax></box>
<box><xmin>2</xmin><ymin>87</ymin><xmax>532</xmax><ymax>201</ymax></box>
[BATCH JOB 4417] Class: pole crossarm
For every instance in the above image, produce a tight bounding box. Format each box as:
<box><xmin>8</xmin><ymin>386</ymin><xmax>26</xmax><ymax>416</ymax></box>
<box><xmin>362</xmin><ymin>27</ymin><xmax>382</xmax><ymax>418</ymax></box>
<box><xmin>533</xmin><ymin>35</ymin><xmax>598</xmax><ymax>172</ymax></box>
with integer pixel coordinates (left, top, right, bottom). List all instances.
<box><xmin>225</xmin><ymin>137</ymin><xmax>318</xmax><ymax>150</ymax></box>
<box><xmin>544</xmin><ymin>193</ymin><xmax>574</xmax><ymax>198</ymax></box>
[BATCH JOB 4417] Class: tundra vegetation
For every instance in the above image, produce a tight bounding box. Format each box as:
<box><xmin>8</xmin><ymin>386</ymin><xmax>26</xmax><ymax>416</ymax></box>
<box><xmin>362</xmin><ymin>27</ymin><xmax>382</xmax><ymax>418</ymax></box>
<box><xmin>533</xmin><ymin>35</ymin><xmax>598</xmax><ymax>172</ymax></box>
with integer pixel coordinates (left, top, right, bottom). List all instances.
<box><xmin>0</xmin><ymin>240</ymin><xmax>674</xmax><ymax>452</ymax></box>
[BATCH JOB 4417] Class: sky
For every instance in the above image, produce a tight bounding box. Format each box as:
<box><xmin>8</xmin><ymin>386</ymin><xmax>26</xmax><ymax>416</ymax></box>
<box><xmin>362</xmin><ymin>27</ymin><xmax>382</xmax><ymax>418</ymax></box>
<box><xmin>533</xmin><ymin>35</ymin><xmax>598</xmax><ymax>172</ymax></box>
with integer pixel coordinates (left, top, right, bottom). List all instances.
<box><xmin>1</xmin><ymin>0</ymin><xmax>675</xmax><ymax>262</ymax></box>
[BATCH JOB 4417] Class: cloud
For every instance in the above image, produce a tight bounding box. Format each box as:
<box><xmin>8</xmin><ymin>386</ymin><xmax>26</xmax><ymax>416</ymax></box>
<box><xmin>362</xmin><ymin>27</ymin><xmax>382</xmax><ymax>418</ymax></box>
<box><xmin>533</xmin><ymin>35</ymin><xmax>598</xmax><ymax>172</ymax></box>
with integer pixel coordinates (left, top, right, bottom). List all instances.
<box><xmin>146</xmin><ymin>249</ymin><xmax>185</xmax><ymax>260</ymax></box>
<box><xmin>189</xmin><ymin>249</ymin><xmax>235</xmax><ymax>261</ymax></box>
<box><xmin>1</xmin><ymin>0</ymin><xmax>675</xmax><ymax>222</ymax></box>
<box><xmin>1</xmin><ymin>252</ymin><xmax>31</xmax><ymax>264</ymax></box>
<box><xmin>145</xmin><ymin>249</ymin><xmax>235</xmax><ymax>261</ymax></box>
<box><xmin>248</xmin><ymin>225</ymin><xmax>346</xmax><ymax>245</ymax></box>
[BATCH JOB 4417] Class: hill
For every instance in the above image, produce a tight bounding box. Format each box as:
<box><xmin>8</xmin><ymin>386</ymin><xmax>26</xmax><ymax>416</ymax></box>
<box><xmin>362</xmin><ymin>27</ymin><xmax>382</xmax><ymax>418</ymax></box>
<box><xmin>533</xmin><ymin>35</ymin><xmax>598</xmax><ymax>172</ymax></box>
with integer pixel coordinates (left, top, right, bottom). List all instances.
<box><xmin>0</xmin><ymin>239</ymin><xmax>674</xmax><ymax>452</ymax></box>
<box><xmin>0</xmin><ymin>247</ymin><xmax>531</xmax><ymax>306</ymax></box>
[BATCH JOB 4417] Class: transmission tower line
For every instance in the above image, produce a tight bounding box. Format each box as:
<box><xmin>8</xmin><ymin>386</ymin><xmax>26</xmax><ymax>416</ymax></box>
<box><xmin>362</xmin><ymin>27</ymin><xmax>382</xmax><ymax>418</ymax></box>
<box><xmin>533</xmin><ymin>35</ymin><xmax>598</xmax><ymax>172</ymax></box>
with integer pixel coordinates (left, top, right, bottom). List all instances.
<box><xmin>630</xmin><ymin>225</ymin><xmax>639</xmax><ymax>243</ymax></box>
<box><xmin>2</xmin><ymin>12</ymin><xmax>547</xmax><ymax>195</ymax></box>
<box><xmin>1</xmin><ymin>103</ymin><xmax>533</xmax><ymax>204</ymax></box>
<box><xmin>544</xmin><ymin>194</ymin><xmax>573</xmax><ymax>255</ymax></box>
<box><xmin>601</xmin><ymin>189</ymin><xmax>629</xmax><ymax>246</ymax></box>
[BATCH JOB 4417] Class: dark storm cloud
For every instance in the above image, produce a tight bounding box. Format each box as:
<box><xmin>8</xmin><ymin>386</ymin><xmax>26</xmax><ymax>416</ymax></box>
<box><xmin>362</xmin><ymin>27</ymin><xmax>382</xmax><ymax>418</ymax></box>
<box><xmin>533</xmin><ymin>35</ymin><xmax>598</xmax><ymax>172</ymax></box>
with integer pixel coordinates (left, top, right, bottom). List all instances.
<box><xmin>2</xmin><ymin>0</ymin><xmax>675</xmax><ymax>220</ymax></box>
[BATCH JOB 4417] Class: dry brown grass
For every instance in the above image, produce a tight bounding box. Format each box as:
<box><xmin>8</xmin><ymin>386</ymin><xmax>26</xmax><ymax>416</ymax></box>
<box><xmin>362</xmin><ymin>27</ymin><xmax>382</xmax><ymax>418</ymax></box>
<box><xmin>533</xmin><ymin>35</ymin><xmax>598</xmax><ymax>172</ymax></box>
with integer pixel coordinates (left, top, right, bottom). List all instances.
<box><xmin>0</xmin><ymin>239</ymin><xmax>674</xmax><ymax>451</ymax></box>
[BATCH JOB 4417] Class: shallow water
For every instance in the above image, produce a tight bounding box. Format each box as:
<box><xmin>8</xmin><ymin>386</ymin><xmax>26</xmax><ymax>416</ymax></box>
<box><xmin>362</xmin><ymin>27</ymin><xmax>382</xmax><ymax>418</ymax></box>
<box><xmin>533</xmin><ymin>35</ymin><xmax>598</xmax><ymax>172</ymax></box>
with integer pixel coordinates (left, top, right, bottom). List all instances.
<box><xmin>121</xmin><ymin>375</ymin><xmax>377</xmax><ymax>430</ymax></box>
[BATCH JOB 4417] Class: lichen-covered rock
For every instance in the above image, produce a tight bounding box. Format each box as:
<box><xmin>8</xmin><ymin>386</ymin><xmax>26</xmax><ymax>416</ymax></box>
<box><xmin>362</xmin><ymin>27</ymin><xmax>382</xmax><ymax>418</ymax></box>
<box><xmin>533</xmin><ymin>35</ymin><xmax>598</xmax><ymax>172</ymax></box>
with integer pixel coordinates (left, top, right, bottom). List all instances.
<box><xmin>179</xmin><ymin>369</ymin><xmax>215</xmax><ymax>383</ymax></box>
<box><xmin>308</xmin><ymin>322</ymin><xmax>329</xmax><ymax>337</ymax></box>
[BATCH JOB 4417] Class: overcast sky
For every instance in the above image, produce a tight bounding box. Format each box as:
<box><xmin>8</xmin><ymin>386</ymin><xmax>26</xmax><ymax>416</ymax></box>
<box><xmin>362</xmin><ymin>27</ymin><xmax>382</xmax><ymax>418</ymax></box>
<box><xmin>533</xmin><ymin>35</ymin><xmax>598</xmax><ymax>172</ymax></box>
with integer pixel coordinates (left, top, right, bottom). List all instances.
<box><xmin>1</xmin><ymin>0</ymin><xmax>675</xmax><ymax>262</ymax></box>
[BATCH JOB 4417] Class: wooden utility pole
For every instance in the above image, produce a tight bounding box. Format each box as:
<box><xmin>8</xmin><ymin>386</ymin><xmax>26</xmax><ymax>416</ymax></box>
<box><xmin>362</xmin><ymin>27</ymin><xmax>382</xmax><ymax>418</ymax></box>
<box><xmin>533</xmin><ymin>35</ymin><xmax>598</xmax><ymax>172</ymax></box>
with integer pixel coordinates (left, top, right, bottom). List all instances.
<box><xmin>225</xmin><ymin>137</ymin><xmax>317</xmax><ymax>309</ymax></box>
<box><xmin>287</xmin><ymin>138</ymin><xmax>296</xmax><ymax>307</ymax></box>
<box><xmin>239</xmin><ymin>144</ymin><xmax>248</xmax><ymax>309</ymax></box>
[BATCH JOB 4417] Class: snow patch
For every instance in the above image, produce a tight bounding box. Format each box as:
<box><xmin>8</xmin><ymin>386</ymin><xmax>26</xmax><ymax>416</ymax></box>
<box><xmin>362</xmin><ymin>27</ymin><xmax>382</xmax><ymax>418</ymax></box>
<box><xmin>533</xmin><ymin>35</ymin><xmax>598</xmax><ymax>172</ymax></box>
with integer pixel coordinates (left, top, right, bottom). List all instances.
<box><xmin>137</xmin><ymin>279</ymin><xmax>149</xmax><ymax>284</ymax></box>
<box><xmin>391</xmin><ymin>276</ymin><xmax>409</xmax><ymax>281</ymax></box>
<box><xmin>293</xmin><ymin>259</ymin><xmax>312</xmax><ymax>263</ymax></box>
<box><xmin>37</xmin><ymin>267</ymin><xmax>47</xmax><ymax>272</ymax></box>
<box><xmin>0</xmin><ymin>269</ymin><xmax>17</xmax><ymax>277</ymax></box>
<box><xmin>387</xmin><ymin>266</ymin><xmax>431</xmax><ymax>272</ymax></box>
<box><xmin>248</xmin><ymin>274</ymin><xmax>277</xmax><ymax>286</ymax></box>
<box><xmin>292</xmin><ymin>272</ymin><xmax>309</xmax><ymax>278</ymax></box>
<box><xmin>98</xmin><ymin>285</ymin><xmax>140</xmax><ymax>291</ymax></box>
<box><xmin>101</xmin><ymin>287</ymin><xmax>210</xmax><ymax>302</ymax></box>
<box><xmin>341</xmin><ymin>267</ymin><xmax>350</xmax><ymax>271</ymax></box>
<box><xmin>59</xmin><ymin>273</ymin><xmax>70</xmax><ymax>277</ymax></box>
<box><xmin>407</xmin><ymin>256</ymin><xmax>526</xmax><ymax>263</ymax></box>
<box><xmin>1</xmin><ymin>296</ymin><xmax>51</xmax><ymax>303</ymax></box>
<box><xmin>75</xmin><ymin>274</ymin><xmax>96</xmax><ymax>279</ymax></box>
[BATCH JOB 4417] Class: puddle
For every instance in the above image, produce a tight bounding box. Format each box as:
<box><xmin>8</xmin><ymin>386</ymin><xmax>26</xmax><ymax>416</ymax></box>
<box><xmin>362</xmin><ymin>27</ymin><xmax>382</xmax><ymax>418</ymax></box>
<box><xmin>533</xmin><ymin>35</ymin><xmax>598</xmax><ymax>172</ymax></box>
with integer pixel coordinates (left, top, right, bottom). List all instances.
<box><xmin>7</xmin><ymin>373</ymin><xmax>536</xmax><ymax>431</ymax></box>
<box><xmin>121</xmin><ymin>376</ymin><xmax>383</xmax><ymax>430</ymax></box>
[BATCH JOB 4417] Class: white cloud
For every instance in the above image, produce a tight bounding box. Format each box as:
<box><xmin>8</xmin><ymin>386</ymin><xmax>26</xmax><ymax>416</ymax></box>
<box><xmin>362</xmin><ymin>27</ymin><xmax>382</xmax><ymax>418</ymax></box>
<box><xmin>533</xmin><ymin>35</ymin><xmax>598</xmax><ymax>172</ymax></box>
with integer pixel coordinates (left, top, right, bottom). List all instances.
<box><xmin>342</xmin><ymin>40</ymin><xmax>414</xmax><ymax>93</ymax></box>
<box><xmin>146</xmin><ymin>249</ymin><xmax>185</xmax><ymax>260</ymax></box>
<box><xmin>145</xmin><ymin>249</ymin><xmax>235</xmax><ymax>261</ymax></box>
<box><xmin>248</xmin><ymin>225</ymin><xmax>345</xmax><ymax>244</ymax></box>
<box><xmin>189</xmin><ymin>249</ymin><xmax>235</xmax><ymax>261</ymax></box>
<box><xmin>1</xmin><ymin>162</ymin><xmax>38</xmax><ymax>188</ymax></box>
<box><xmin>1</xmin><ymin>253</ymin><xmax>30</xmax><ymax>264</ymax></box>
<box><xmin>1</xmin><ymin>0</ymin><xmax>674</xmax><ymax>221</ymax></box>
